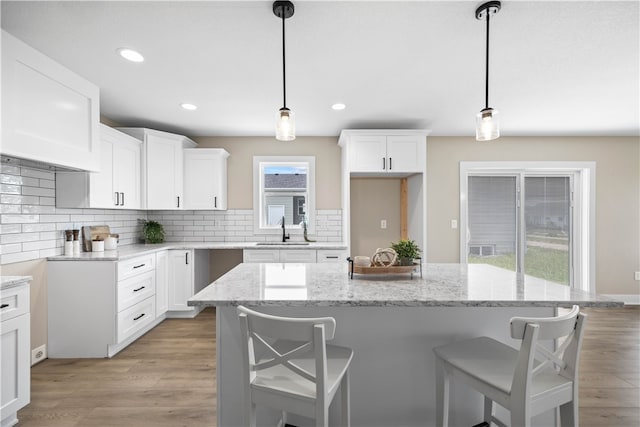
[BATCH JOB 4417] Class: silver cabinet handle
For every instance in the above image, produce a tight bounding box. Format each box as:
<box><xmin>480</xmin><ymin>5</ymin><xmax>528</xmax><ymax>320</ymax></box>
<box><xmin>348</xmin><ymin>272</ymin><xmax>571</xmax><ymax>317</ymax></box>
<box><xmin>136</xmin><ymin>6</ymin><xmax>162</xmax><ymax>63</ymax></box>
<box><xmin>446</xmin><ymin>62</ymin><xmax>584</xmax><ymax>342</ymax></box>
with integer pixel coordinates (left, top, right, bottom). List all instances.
<box><xmin>120</xmin><ymin>192</ymin><xmax>125</xmax><ymax>206</ymax></box>
<box><xmin>185</xmin><ymin>252</ymin><xmax>189</xmax><ymax>264</ymax></box>
<box><xmin>177</xmin><ymin>196</ymin><xmax>180</xmax><ymax>208</ymax></box>
<box><xmin>115</xmin><ymin>192</ymin><xmax>120</xmax><ymax>206</ymax></box>
<box><xmin>214</xmin><ymin>196</ymin><xmax>217</xmax><ymax>208</ymax></box>
<box><xmin>389</xmin><ymin>157</ymin><xmax>392</xmax><ymax>170</ymax></box>
<box><xmin>382</xmin><ymin>157</ymin><xmax>386</xmax><ymax>170</ymax></box>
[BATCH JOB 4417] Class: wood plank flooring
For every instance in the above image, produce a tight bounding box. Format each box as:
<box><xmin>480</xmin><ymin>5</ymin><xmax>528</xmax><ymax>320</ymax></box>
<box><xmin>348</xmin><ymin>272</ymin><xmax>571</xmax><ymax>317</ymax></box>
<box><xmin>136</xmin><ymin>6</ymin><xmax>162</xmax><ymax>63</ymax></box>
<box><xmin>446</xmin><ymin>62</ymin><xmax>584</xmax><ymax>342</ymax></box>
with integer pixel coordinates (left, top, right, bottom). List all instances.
<box><xmin>17</xmin><ymin>308</ymin><xmax>217</xmax><ymax>427</ymax></box>
<box><xmin>17</xmin><ymin>306</ymin><xmax>639</xmax><ymax>426</ymax></box>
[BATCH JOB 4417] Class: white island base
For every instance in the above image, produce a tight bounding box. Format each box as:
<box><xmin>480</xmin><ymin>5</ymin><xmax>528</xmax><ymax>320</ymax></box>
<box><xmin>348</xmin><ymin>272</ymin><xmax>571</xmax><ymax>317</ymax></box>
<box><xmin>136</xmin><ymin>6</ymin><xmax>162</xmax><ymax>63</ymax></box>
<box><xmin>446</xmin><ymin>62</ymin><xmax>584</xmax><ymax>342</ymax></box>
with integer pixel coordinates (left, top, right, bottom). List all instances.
<box><xmin>216</xmin><ymin>305</ymin><xmax>557</xmax><ymax>427</ymax></box>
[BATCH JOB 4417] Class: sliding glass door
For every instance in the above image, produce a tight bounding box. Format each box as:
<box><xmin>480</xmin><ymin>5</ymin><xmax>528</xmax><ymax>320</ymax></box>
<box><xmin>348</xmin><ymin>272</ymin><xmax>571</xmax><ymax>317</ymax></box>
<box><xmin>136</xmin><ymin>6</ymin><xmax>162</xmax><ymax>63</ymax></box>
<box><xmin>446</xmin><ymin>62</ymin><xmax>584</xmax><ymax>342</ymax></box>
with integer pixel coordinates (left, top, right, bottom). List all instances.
<box><xmin>467</xmin><ymin>174</ymin><xmax>573</xmax><ymax>285</ymax></box>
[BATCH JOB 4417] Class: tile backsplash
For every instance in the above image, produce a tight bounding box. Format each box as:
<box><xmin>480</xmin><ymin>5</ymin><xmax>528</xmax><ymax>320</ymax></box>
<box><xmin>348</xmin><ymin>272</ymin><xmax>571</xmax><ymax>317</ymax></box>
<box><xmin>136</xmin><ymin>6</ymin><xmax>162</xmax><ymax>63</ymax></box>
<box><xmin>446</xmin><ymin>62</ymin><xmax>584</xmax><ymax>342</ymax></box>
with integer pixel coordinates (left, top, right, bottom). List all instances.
<box><xmin>0</xmin><ymin>158</ymin><xmax>342</xmax><ymax>265</ymax></box>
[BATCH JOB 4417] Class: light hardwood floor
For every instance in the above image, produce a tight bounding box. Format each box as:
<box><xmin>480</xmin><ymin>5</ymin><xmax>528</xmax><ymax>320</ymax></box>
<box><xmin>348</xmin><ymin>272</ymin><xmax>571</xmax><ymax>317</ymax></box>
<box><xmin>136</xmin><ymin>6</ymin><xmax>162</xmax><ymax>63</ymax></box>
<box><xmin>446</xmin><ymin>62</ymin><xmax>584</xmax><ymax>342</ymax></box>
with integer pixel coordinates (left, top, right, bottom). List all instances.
<box><xmin>17</xmin><ymin>306</ymin><xmax>639</xmax><ymax>426</ymax></box>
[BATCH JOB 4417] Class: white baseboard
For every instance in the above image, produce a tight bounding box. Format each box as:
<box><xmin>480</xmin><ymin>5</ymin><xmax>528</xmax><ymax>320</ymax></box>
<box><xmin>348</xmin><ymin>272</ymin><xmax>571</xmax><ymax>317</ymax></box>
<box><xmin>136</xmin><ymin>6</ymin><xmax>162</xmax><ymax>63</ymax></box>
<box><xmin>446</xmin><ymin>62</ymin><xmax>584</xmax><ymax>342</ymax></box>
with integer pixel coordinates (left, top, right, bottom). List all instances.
<box><xmin>602</xmin><ymin>294</ymin><xmax>640</xmax><ymax>305</ymax></box>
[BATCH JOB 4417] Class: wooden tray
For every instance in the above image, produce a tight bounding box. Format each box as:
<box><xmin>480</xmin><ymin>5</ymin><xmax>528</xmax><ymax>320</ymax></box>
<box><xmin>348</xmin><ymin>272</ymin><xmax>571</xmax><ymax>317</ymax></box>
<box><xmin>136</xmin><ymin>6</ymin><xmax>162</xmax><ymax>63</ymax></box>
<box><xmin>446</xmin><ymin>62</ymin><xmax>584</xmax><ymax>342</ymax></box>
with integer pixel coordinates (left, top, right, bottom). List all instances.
<box><xmin>347</xmin><ymin>258</ymin><xmax>421</xmax><ymax>279</ymax></box>
<box><xmin>352</xmin><ymin>264</ymin><xmax>419</xmax><ymax>274</ymax></box>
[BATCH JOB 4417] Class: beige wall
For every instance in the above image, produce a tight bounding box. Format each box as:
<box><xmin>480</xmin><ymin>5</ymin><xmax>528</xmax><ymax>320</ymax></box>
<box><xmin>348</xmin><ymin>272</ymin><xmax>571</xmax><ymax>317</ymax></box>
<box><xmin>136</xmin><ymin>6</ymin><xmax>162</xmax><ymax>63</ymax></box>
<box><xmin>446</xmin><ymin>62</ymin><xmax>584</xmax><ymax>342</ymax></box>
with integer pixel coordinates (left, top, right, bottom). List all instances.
<box><xmin>1</xmin><ymin>259</ymin><xmax>47</xmax><ymax>351</ymax></box>
<box><xmin>426</xmin><ymin>136</ymin><xmax>640</xmax><ymax>295</ymax></box>
<box><xmin>192</xmin><ymin>136</ymin><xmax>342</xmax><ymax>209</ymax></box>
<box><xmin>350</xmin><ymin>178</ymin><xmax>402</xmax><ymax>257</ymax></box>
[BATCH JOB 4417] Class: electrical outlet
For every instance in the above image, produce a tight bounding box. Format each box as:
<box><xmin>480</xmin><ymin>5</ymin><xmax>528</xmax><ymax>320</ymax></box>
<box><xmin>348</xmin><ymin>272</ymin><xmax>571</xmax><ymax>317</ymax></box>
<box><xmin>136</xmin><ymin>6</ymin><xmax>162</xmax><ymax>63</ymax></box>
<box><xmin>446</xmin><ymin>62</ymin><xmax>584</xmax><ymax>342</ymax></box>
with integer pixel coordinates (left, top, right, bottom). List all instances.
<box><xmin>635</xmin><ymin>271</ymin><xmax>640</xmax><ymax>281</ymax></box>
<box><xmin>31</xmin><ymin>344</ymin><xmax>47</xmax><ymax>366</ymax></box>
<box><xmin>451</xmin><ymin>219</ymin><xmax>458</xmax><ymax>229</ymax></box>
<box><xmin>380</xmin><ymin>220</ymin><xmax>387</xmax><ymax>229</ymax></box>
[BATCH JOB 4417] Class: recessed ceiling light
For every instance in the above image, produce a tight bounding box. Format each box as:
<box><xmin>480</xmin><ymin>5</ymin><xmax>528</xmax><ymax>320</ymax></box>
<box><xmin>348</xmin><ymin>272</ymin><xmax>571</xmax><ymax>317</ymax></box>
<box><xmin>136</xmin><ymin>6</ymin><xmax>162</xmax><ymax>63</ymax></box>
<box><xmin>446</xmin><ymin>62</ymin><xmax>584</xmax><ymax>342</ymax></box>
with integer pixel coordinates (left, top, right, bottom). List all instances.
<box><xmin>180</xmin><ymin>103</ymin><xmax>198</xmax><ymax>111</ymax></box>
<box><xmin>331</xmin><ymin>103</ymin><xmax>346</xmax><ymax>111</ymax></box>
<box><xmin>117</xmin><ymin>48</ymin><xmax>144</xmax><ymax>63</ymax></box>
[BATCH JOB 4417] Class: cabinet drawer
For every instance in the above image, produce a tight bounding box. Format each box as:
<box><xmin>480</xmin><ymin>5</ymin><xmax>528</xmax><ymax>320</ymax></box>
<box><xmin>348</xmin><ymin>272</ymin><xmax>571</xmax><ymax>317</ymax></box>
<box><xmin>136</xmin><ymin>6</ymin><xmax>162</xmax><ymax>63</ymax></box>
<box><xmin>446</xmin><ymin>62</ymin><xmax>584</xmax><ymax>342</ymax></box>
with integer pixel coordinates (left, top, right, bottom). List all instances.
<box><xmin>118</xmin><ymin>271</ymin><xmax>155</xmax><ymax>313</ymax></box>
<box><xmin>118</xmin><ymin>254</ymin><xmax>156</xmax><ymax>281</ymax></box>
<box><xmin>279</xmin><ymin>250</ymin><xmax>316</xmax><ymax>263</ymax></box>
<box><xmin>317</xmin><ymin>250</ymin><xmax>348</xmax><ymax>263</ymax></box>
<box><xmin>1</xmin><ymin>285</ymin><xmax>29</xmax><ymax>322</ymax></box>
<box><xmin>243</xmin><ymin>249</ymin><xmax>279</xmax><ymax>263</ymax></box>
<box><xmin>117</xmin><ymin>296</ymin><xmax>155</xmax><ymax>343</ymax></box>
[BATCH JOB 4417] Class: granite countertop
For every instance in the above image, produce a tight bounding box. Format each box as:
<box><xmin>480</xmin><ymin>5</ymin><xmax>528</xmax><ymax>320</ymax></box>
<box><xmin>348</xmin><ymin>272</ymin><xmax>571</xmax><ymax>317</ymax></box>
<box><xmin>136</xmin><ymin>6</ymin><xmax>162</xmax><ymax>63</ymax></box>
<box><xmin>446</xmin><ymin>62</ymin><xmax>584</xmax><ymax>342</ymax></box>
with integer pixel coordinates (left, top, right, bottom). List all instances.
<box><xmin>47</xmin><ymin>242</ymin><xmax>348</xmax><ymax>261</ymax></box>
<box><xmin>1</xmin><ymin>275</ymin><xmax>32</xmax><ymax>290</ymax></box>
<box><xmin>188</xmin><ymin>262</ymin><xmax>623</xmax><ymax>308</ymax></box>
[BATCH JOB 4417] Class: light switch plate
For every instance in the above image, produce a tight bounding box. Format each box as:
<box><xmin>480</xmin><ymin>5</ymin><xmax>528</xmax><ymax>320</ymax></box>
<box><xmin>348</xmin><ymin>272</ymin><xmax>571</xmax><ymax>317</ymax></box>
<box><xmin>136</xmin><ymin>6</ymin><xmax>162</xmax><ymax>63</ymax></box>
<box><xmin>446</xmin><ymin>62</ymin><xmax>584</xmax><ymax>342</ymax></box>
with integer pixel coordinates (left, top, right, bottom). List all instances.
<box><xmin>380</xmin><ymin>220</ymin><xmax>387</xmax><ymax>229</ymax></box>
<box><xmin>635</xmin><ymin>271</ymin><xmax>640</xmax><ymax>281</ymax></box>
<box><xmin>451</xmin><ymin>219</ymin><xmax>458</xmax><ymax>229</ymax></box>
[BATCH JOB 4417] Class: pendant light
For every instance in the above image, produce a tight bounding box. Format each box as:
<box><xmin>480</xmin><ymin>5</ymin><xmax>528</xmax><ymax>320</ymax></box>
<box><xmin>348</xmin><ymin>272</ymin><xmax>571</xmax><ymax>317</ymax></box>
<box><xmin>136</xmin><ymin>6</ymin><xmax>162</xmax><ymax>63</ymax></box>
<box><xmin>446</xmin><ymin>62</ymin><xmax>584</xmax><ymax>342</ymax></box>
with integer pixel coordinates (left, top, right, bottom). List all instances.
<box><xmin>273</xmin><ymin>1</ymin><xmax>295</xmax><ymax>141</ymax></box>
<box><xmin>475</xmin><ymin>1</ymin><xmax>501</xmax><ymax>141</ymax></box>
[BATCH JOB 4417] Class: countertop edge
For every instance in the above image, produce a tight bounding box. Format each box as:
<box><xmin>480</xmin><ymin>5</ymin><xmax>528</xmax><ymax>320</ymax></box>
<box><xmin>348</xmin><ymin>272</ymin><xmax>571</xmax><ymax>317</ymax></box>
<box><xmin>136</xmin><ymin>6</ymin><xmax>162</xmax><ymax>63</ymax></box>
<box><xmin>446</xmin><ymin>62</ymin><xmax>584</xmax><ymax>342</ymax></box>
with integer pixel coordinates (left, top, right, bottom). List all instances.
<box><xmin>47</xmin><ymin>242</ymin><xmax>348</xmax><ymax>261</ymax></box>
<box><xmin>1</xmin><ymin>275</ymin><xmax>33</xmax><ymax>290</ymax></box>
<box><xmin>187</xmin><ymin>299</ymin><xmax>624</xmax><ymax>308</ymax></box>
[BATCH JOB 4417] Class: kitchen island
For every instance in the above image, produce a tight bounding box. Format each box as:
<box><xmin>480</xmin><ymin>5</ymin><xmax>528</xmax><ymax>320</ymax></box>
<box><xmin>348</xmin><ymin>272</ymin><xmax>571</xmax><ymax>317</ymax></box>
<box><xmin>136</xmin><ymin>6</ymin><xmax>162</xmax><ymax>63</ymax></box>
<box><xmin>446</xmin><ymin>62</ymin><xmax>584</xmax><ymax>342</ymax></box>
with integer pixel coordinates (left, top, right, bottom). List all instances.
<box><xmin>189</xmin><ymin>262</ymin><xmax>621</xmax><ymax>427</ymax></box>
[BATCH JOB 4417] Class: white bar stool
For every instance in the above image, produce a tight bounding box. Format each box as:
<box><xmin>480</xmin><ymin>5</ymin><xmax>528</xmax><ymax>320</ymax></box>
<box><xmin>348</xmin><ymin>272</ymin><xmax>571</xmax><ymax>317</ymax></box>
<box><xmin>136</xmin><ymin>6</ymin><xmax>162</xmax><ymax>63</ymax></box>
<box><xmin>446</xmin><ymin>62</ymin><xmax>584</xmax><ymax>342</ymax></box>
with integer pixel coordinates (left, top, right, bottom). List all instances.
<box><xmin>238</xmin><ymin>305</ymin><xmax>354</xmax><ymax>427</ymax></box>
<box><xmin>433</xmin><ymin>305</ymin><xmax>587</xmax><ymax>427</ymax></box>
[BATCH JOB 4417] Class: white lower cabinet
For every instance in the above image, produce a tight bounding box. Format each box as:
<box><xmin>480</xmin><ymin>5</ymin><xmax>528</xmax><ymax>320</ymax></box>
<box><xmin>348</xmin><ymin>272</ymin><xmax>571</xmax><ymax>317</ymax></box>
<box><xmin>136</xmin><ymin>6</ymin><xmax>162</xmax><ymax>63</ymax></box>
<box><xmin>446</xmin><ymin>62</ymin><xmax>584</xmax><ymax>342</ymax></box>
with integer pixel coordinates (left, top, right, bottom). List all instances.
<box><xmin>47</xmin><ymin>254</ymin><xmax>164</xmax><ymax>358</ymax></box>
<box><xmin>155</xmin><ymin>250</ymin><xmax>169</xmax><ymax>316</ymax></box>
<box><xmin>1</xmin><ymin>282</ymin><xmax>30</xmax><ymax>427</ymax></box>
<box><xmin>167</xmin><ymin>249</ymin><xmax>210</xmax><ymax>317</ymax></box>
<box><xmin>243</xmin><ymin>249</ymin><xmax>346</xmax><ymax>263</ymax></box>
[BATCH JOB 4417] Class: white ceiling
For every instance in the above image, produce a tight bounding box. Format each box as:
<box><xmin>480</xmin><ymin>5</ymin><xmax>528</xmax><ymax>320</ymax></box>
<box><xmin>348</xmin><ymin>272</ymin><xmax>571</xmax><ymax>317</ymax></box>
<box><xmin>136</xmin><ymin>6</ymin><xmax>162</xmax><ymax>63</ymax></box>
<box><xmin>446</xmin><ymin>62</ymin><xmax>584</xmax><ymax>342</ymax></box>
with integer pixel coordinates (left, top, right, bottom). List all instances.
<box><xmin>2</xmin><ymin>0</ymin><xmax>638</xmax><ymax>138</ymax></box>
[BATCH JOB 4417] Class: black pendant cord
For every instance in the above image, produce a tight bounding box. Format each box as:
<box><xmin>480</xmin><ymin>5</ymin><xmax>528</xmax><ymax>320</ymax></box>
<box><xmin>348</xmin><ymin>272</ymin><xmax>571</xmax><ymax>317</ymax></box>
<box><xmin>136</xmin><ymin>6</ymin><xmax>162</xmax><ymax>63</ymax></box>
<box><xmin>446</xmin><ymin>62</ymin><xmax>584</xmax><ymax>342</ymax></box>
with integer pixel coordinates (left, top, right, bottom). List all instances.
<box><xmin>281</xmin><ymin>13</ymin><xmax>287</xmax><ymax>110</ymax></box>
<box><xmin>485</xmin><ymin>10</ymin><xmax>490</xmax><ymax>110</ymax></box>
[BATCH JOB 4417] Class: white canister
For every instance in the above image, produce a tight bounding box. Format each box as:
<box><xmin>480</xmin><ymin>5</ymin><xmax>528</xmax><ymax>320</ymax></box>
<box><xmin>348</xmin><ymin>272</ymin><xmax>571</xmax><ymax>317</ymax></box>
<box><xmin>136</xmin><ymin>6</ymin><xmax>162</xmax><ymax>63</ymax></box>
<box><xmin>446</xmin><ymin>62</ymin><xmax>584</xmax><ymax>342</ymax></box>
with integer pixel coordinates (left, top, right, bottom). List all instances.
<box><xmin>72</xmin><ymin>240</ymin><xmax>80</xmax><ymax>255</ymax></box>
<box><xmin>105</xmin><ymin>236</ymin><xmax>118</xmax><ymax>251</ymax></box>
<box><xmin>92</xmin><ymin>240</ymin><xmax>105</xmax><ymax>252</ymax></box>
<box><xmin>64</xmin><ymin>241</ymin><xmax>73</xmax><ymax>256</ymax></box>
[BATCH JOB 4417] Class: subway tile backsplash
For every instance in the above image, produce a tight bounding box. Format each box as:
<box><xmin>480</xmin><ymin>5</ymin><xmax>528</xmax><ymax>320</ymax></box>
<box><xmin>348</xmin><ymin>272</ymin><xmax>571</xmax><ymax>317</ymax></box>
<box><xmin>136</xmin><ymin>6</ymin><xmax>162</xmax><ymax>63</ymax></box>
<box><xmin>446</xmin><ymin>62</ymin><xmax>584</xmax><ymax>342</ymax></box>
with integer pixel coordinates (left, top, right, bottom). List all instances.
<box><xmin>0</xmin><ymin>158</ymin><xmax>342</xmax><ymax>264</ymax></box>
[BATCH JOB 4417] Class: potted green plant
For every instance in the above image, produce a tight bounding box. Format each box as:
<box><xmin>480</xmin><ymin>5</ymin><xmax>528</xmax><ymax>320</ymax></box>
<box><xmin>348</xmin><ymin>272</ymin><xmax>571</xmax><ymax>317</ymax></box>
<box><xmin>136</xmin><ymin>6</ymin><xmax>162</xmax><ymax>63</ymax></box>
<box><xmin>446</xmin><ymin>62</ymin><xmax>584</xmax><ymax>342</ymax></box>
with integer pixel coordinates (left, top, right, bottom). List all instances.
<box><xmin>142</xmin><ymin>220</ymin><xmax>165</xmax><ymax>244</ymax></box>
<box><xmin>391</xmin><ymin>239</ymin><xmax>421</xmax><ymax>266</ymax></box>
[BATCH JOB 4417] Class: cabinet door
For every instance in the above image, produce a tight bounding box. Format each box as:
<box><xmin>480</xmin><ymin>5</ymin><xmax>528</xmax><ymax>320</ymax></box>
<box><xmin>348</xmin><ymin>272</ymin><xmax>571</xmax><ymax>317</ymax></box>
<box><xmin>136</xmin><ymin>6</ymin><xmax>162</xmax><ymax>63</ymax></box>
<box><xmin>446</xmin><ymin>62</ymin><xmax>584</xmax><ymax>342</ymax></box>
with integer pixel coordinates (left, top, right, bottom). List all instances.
<box><xmin>184</xmin><ymin>149</ymin><xmax>228</xmax><ymax>210</ymax></box>
<box><xmin>279</xmin><ymin>250</ymin><xmax>317</xmax><ymax>263</ymax></box>
<box><xmin>155</xmin><ymin>250</ymin><xmax>169</xmax><ymax>317</ymax></box>
<box><xmin>168</xmin><ymin>250</ymin><xmax>194</xmax><ymax>311</ymax></box>
<box><xmin>113</xmin><ymin>138</ymin><xmax>141</xmax><ymax>209</ymax></box>
<box><xmin>89</xmin><ymin>136</ymin><xmax>115</xmax><ymax>208</ymax></box>
<box><xmin>243</xmin><ymin>249</ymin><xmax>279</xmax><ymax>263</ymax></box>
<box><xmin>385</xmin><ymin>135</ymin><xmax>423</xmax><ymax>173</ymax></box>
<box><xmin>1</xmin><ymin>31</ymin><xmax>100</xmax><ymax>172</ymax></box>
<box><xmin>146</xmin><ymin>135</ymin><xmax>182</xmax><ymax>209</ymax></box>
<box><xmin>1</xmin><ymin>314</ymin><xmax>30</xmax><ymax>418</ymax></box>
<box><xmin>348</xmin><ymin>135</ymin><xmax>387</xmax><ymax>172</ymax></box>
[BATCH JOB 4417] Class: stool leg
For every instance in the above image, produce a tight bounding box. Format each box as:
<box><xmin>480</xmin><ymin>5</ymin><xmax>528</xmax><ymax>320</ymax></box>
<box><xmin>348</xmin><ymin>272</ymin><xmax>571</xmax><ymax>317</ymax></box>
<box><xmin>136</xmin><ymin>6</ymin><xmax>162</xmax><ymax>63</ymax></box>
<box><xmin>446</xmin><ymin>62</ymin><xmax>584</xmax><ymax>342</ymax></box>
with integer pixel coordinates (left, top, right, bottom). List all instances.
<box><xmin>435</xmin><ymin>357</ymin><xmax>449</xmax><ymax>427</ymax></box>
<box><xmin>483</xmin><ymin>397</ymin><xmax>493</xmax><ymax>424</ymax></box>
<box><xmin>341</xmin><ymin>371</ymin><xmax>351</xmax><ymax>427</ymax></box>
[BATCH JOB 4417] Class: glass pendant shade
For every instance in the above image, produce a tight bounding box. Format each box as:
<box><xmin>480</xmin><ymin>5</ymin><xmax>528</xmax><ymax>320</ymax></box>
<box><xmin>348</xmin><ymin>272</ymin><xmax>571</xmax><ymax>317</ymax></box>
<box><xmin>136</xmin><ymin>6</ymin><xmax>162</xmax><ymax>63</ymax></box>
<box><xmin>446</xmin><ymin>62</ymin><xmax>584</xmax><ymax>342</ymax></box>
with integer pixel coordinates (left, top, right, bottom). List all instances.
<box><xmin>476</xmin><ymin>107</ymin><xmax>500</xmax><ymax>141</ymax></box>
<box><xmin>275</xmin><ymin>107</ymin><xmax>295</xmax><ymax>141</ymax></box>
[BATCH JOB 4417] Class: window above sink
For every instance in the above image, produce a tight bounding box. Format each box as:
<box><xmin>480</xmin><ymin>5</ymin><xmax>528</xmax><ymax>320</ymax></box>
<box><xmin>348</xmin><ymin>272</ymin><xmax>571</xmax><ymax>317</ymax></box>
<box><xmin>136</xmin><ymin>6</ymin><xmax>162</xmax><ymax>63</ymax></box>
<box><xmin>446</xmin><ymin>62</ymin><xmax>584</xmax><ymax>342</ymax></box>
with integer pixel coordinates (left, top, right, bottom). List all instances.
<box><xmin>253</xmin><ymin>156</ymin><xmax>315</xmax><ymax>237</ymax></box>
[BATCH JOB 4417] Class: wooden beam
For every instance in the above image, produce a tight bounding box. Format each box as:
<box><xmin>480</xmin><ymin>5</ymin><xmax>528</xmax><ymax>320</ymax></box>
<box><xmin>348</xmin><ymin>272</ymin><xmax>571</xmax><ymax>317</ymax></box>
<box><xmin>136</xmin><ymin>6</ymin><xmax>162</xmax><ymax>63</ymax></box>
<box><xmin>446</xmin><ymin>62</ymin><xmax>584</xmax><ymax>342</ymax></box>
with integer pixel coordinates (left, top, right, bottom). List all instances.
<box><xmin>400</xmin><ymin>178</ymin><xmax>408</xmax><ymax>239</ymax></box>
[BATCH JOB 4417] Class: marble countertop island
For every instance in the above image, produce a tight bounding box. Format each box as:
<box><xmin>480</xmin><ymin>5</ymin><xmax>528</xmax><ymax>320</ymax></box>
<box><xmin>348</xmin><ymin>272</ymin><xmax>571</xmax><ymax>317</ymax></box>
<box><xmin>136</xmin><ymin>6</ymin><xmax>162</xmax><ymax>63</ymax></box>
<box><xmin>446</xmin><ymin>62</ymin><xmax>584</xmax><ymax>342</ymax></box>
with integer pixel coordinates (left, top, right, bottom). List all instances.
<box><xmin>192</xmin><ymin>262</ymin><xmax>621</xmax><ymax>427</ymax></box>
<box><xmin>189</xmin><ymin>262</ymin><xmax>621</xmax><ymax>308</ymax></box>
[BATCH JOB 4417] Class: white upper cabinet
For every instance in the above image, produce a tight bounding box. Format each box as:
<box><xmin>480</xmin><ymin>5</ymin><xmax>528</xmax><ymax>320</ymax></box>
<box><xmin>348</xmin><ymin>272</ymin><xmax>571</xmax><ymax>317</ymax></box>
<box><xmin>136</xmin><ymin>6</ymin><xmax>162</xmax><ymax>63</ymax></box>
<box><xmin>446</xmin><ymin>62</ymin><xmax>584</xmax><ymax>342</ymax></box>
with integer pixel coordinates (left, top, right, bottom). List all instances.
<box><xmin>338</xmin><ymin>130</ymin><xmax>428</xmax><ymax>175</ymax></box>
<box><xmin>1</xmin><ymin>30</ymin><xmax>100</xmax><ymax>172</ymax></box>
<box><xmin>117</xmin><ymin>128</ymin><xmax>197</xmax><ymax>210</ymax></box>
<box><xmin>56</xmin><ymin>124</ymin><xmax>141</xmax><ymax>209</ymax></box>
<box><xmin>183</xmin><ymin>148</ymin><xmax>230</xmax><ymax>210</ymax></box>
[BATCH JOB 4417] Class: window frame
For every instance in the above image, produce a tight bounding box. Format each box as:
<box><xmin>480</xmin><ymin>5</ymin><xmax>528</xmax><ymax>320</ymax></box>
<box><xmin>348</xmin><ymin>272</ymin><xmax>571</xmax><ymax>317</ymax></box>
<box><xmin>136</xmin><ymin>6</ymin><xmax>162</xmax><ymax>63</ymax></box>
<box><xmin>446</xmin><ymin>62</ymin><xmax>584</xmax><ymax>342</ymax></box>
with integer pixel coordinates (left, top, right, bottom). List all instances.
<box><xmin>253</xmin><ymin>156</ymin><xmax>316</xmax><ymax>236</ymax></box>
<box><xmin>459</xmin><ymin>161</ymin><xmax>596</xmax><ymax>293</ymax></box>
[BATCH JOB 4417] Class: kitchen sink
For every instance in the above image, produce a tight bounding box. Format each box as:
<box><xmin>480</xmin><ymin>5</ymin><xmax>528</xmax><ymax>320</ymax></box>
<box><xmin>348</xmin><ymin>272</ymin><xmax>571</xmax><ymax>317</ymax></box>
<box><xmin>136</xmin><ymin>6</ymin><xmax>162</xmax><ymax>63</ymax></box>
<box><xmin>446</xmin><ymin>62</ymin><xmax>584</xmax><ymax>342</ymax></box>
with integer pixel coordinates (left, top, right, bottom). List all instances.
<box><xmin>255</xmin><ymin>242</ymin><xmax>310</xmax><ymax>246</ymax></box>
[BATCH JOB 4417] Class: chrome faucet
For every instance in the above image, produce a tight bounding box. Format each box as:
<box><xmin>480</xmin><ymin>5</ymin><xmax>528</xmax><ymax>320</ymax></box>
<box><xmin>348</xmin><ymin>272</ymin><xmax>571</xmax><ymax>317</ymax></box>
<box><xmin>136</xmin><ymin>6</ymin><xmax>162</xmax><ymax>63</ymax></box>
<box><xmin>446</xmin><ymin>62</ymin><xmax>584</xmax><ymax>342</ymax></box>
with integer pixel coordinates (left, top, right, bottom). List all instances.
<box><xmin>281</xmin><ymin>216</ymin><xmax>290</xmax><ymax>242</ymax></box>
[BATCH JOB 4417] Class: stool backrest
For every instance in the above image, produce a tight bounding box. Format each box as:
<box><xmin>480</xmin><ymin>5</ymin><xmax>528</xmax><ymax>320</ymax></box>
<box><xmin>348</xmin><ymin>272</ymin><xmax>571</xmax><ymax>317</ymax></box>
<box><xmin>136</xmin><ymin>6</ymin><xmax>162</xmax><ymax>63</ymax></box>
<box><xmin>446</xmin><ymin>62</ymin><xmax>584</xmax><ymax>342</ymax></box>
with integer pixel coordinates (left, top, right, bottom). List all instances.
<box><xmin>237</xmin><ymin>305</ymin><xmax>336</xmax><ymax>394</ymax></box>
<box><xmin>508</xmin><ymin>305</ymin><xmax>587</xmax><ymax>403</ymax></box>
